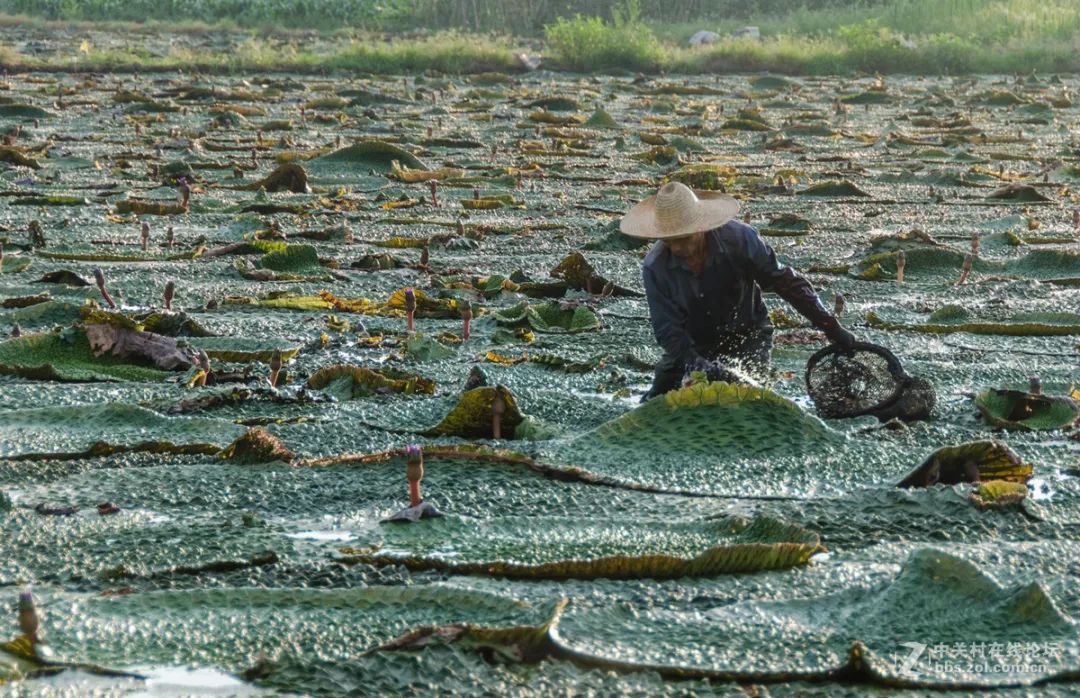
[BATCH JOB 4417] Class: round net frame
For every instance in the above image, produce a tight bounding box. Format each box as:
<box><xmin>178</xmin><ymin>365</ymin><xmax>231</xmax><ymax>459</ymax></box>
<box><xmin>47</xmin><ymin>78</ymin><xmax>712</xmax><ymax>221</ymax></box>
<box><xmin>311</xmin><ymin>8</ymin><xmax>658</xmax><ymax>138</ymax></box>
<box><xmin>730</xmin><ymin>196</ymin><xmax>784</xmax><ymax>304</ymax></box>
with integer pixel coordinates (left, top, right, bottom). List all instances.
<box><xmin>805</xmin><ymin>342</ymin><xmax>908</xmax><ymax>418</ymax></box>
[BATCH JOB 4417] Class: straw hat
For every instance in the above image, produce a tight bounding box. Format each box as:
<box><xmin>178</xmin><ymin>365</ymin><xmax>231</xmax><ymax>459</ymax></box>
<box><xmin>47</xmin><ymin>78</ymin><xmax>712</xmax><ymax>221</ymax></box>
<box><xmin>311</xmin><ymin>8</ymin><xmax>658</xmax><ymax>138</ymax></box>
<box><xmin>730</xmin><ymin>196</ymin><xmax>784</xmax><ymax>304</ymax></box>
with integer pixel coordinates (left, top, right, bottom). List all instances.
<box><xmin>620</xmin><ymin>182</ymin><xmax>740</xmax><ymax>239</ymax></box>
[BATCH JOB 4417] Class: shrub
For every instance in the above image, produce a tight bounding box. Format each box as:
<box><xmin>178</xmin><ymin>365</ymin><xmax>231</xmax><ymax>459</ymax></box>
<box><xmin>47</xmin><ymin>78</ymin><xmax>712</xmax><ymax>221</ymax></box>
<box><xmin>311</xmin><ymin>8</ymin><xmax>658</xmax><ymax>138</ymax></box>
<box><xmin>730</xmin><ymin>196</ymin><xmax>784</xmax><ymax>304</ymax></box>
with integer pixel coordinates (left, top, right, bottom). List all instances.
<box><xmin>544</xmin><ymin>0</ymin><xmax>663</xmax><ymax>72</ymax></box>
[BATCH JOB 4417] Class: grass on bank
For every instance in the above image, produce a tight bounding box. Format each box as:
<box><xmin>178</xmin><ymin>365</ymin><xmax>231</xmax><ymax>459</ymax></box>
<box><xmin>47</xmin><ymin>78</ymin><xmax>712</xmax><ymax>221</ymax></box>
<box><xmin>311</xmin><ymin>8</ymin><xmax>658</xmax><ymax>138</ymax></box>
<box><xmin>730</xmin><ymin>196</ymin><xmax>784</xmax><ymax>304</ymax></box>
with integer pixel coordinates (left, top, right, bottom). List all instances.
<box><xmin>2</xmin><ymin>0</ymin><xmax>1080</xmax><ymax>75</ymax></box>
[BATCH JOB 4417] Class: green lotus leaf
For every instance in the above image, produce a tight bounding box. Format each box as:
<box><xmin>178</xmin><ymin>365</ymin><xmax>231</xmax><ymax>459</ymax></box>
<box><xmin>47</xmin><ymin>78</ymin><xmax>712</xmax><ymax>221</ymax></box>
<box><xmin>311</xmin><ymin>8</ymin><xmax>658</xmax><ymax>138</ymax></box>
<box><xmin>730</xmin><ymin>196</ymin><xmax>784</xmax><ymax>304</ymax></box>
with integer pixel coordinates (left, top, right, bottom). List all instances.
<box><xmin>556</xmin><ymin>381</ymin><xmax>839</xmax><ymax>476</ymax></box>
<box><xmin>426</xmin><ymin>385</ymin><xmax>523</xmax><ymax>439</ymax></box>
<box><xmin>492</xmin><ymin>301</ymin><xmax>600</xmax><ymax>333</ymax></box>
<box><xmin>527</xmin><ymin>97</ymin><xmax>581</xmax><ymax>112</ymax></box>
<box><xmin>124</xmin><ymin>99</ymin><xmax>179</xmax><ymax>113</ymax></box>
<box><xmin>35</xmin><ymin>269</ymin><xmax>89</xmax><ymax>286</ymax></box>
<box><xmin>343</xmin><ymin>89</ymin><xmax>409</xmax><ymax>106</ymax></box>
<box><xmin>0</xmin><ymin>146</ymin><xmax>40</xmax><ymax>169</ymax></box>
<box><xmin>749</xmin><ymin>75</ymin><xmax>793</xmax><ymax>90</ymax></box>
<box><xmin>1</xmin><ymin>256</ymin><xmax>30</xmax><ymax>273</ymax></box>
<box><xmin>385</xmin><ymin>287</ymin><xmax>460</xmax><ymax>318</ymax></box>
<box><xmin>527</xmin><ymin>110</ymin><xmax>584</xmax><ymax>126</ymax></box>
<box><xmin>0</xmin><ymin>104</ymin><xmax>54</xmax><ymax>119</ymax></box>
<box><xmin>115</xmin><ymin>199</ymin><xmax>187</xmax><ymax>215</ymax></box>
<box><xmin>549</xmin><ymin>251</ymin><xmax>638</xmax><ymax>296</ymax></box>
<box><xmin>36</xmin><ymin>248</ymin><xmax>201</xmax><ymax>262</ymax></box>
<box><xmin>139</xmin><ymin>312</ymin><xmax>214</xmax><ymax>337</ymax></box>
<box><xmin>986</xmin><ymin>184</ymin><xmax>1053</xmax><ymax>203</ymax></box>
<box><xmin>307</xmin><ymin>364</ymin><xmax>435</xmax><ymax>399</ymax></box>
<box><xmin>403</xmin><ymin>333</ymin><xmax>455</xmax><ymax>361</ymax></box>
<box><xmin>525</xmin><ymin>303</ymin><xmax>601</xmax><ymax>334</ymax></box>
<box><xmin>583</xmin><ymin>107</ymin><xmax>619</xmax><ymax>129</ymax></box>
<box><xmin>224</xmin><ymin>294</ymin><xmax>335</xmax><ymax>311</ymax></box>
<box><xmin>0</xmin><ymin>330</ymin><xmax>174</xmax><ymax>382</ymax></box>
<box><xmin>303</xmin><ymin>96</ymin><xmax>348</xmax><ymax>111</ymax></box>
<box><xmin>0</xmin><ymin>635</ymin><xmax>139</xmax><ymax>683</ymax></box>
<box><xmin>665</xmin><ymin>163</ymin><xmax>737</xmax><ymax>191</ymax></box>
<box><xmin>974</xmin><ymin>389</ymin><xmax>1080</xmax><ymax>431</ymax></box>
<box><xmin>840</xmin><ymin>90</ymin><xmax>892</xmax><ymax>104</ymax></box>
<box><xmin>219</xmin><ymin>427</ymin><xmax>294</xmax><ymax>464</ymax></box>
<box><xmin>232</xmin><ymin>162</ymin><xmax>309</xmax><ymax>193</ymax></box>
<box><xmin>972</xmin><ymin>89</ymin><xmax>1028</xmax><ymax>106</ymax></box>
<box><xmin>643</xmin><ymin>83</ymin><xmax>723</xmax><ymax>96</ymax></box>
<box><xmin>720</xmin><ymin>118</ymin><xmax>771</xmax><ymax>131</ymax></box>
<box><xmin>866</xmin><ymin>310</ymin><xmax>1080</xmax><ymax>336</ymax></box>
<box><xmin>970</xmin><ymin>480</ymin><xmax>1028</xmax><ymax>509</ymax></box>
<box><xmin>490</xmin><ymin>301</ymin><xmax>528</xmax><ymax>324</ymax></box>
<box><xmin>339</xmin><ymin>515</ymin><xmax>822</xmax><ymax>580</ymax></box>
<box><xmin>188</xmin><ymin>337</ymin><xmax>301</xmax><ymax>363</ymax></box>
<box><xmin>897</xmin><ymin>439</ymin><xmax>1032</xmax><ymax>487</ymax></box>
<box><xmin>928</xmin><ymin>304</ymin><xmax>971</xmax><ymax>323</ymax></box>
<box><xmin>786</xmin><ymin>122</ymin><xmax>839</xmax><ymax>137</ymax></box>
<box><xmin>5</xmin><ymin>299</ymin><xmax>85</xmax><ymax>327</ymax></box>
<box><xmin>351</xmin><ymin>252</ymin><xmax>404</xmax><ymax>270</ymax></box>
<box><xmin>868</xmin><ymin>229</ymin><xmax>943</xmax><ymax>252</ymax></box>
<box><xmin>0</xmin><ymin>403</ymin><xmax>243</xmax><ymax>460</ymax></box>
<box><xmin>797</xmin><ymin>179</ymin><xmax>871</xmax><ymax>197</ymax></box>
<box><xmin>310</xmin><ymin>140</ymin><xmax>427</xmax><ymax>173</ymax></box>
<box><xmin>255</xmin><ymin>244</ymin><xmax>323</xmax><ymax>273</ymax></box>
<box><xmin>760</xmin><ymin>213</ymin><xmax>812</xmax><ymax>237</ymax></box>
<box><xmin>629</xmin><ymin>146</ymin><xmax>679</xmax><ymax>166</ymax></box>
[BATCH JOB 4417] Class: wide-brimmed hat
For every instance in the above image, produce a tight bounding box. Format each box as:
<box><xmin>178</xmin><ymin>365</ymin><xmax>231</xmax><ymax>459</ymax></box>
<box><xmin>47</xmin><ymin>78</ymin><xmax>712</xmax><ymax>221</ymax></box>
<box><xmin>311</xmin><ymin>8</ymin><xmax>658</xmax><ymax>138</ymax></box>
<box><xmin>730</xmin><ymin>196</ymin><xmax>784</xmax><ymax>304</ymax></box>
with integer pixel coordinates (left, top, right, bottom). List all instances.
<box><xmin>620</xmin><ymin>182</ymin><xmax>740</xmax><ymax>239</ymax></box>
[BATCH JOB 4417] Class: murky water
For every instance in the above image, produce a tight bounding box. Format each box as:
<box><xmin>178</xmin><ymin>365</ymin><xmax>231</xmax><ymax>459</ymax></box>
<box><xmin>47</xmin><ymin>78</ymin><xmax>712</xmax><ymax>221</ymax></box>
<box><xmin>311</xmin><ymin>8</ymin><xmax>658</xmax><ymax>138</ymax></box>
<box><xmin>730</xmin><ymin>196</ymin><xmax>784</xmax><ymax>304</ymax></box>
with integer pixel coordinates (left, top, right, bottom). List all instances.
<box><xmin>0</xmin><ymin>62</ymin><xmax>1077</xmax><ymax>695</ymax></box>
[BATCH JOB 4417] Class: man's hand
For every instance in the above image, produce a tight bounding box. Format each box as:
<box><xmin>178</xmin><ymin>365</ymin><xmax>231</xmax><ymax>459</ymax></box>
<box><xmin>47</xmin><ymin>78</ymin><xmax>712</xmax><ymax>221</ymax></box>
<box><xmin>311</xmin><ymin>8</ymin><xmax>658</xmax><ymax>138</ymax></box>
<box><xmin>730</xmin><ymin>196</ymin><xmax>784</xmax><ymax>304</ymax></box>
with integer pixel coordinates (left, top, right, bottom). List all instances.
<box><xmin>825</xmin><ymin>323</ymin><xmax>856</xmax><ymax>354</ymax></box>
<box><xmin>684</xmin><ymin>356</ymin><xmax>741</xmax><ymax>385</ymax></box>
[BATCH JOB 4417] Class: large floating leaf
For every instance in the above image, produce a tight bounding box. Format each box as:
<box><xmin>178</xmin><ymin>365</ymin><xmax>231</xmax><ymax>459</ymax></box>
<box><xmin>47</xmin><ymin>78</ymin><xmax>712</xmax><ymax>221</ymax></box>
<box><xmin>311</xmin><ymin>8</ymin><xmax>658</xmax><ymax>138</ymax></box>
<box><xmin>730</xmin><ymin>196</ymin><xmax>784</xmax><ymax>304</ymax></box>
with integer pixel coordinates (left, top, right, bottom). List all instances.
<box><xmin>219</xmin><ymin>427</ymin><xmax>294</xmax><ymax>464</ymax></box>
<box><xmin>665</xmin><ymin>163</ymin><xmax>737</xmax><ymax>191</ymax></box>
<box><xmin>310</xmin><ymin>140</ymin><xmax>427</xmax><ymax>174</ymax></box>
<box><xmin>531</xmin><ymin>548</ymin><xmax>1073</xmax><ymax>684</ymax></box>
<box><xmin>0</xmin><ymin>635</ymin><xmax>140</xmax><ymax>683</ymax></box>
<box><xmin>0</xmin><ymin>330</ymin><xmax>174</xmax><ymax>382</ymax></box>
<box><xmin>550</xmin><ymin>381</ymin><xmax>840</xmax><ymax>485</ymax></box>
<box><xmin>0</xmin><ymin>404</ymin><xmax>243</xmax><ymax>459</ymax></box>
<box><xmin>797</xmin><ymin>179</ymin><xmax>870</xmax><ymax>197</ymax></box>
<box><xmin>491</xmin><ymin>301</ymin><xmax>601</xmax><ymax>334</ymax></box>
<box><xmin>188</xmin><ymin>337</ymin><xmax>301</xmax><ymax>363</ymax></box>
<box><xmin>974</xmin><ymin>389</ymin><xmax>1080</xmax><ymax>431</ymax></box>
<box><xmin>1</xmin><ymin>255</ymin><xmax>31</xmax><ymax>273</ymax></box>
<box><xmin>255</xmin><ymin>244</ymin><xmax>323</xmax><ymax>274</ymax></box>
<box><xmin>583</xmin><ymin>107</ymin><xmax>619</xmax><ymax>129</ymax></box>
<box><xmin>340</xmin><ymin>515</ymin><xmax>822</xmax><ymax>580</ymax></box>
<box><xmin>307</xmin><ymin>364</ymin><xmax>435</xmax><ymax>399</ymax></box>
<box><xmin>426</xmin><ymin>386</ymin><xmax>524</xmax><ymax>439</ymax></box>
<box><xmin>986</xmin><ymin>183</ymin><xmax>1053</xmax><ymax>203</ymax></box>
<box><xmin>867</xmin><ymin>310</ymin><xmax>1080</xmax><ymax>336</ymax></box>
<box><xmin>0</xmin><ymin>104</ymin><xmax>53</xmax><ymax>119</ymax></box>
<box><xmin>232</xmin><ymin>162</ymin><xmax>309</xmax><ymax>193</ymax></box>
<box><xmin>897</xmin><ymin>439</ymin><xmax>1032</xmax><ymax>488</ymax></box>
<box><xmin>840</xmin><ymin>90</ymin><xmax>892</xmax><ymax>105</ymax></box>
<box><xmin>549</xmin><ymin>252</ymin><xmax>638</xmax><ymax>296</ymax></box>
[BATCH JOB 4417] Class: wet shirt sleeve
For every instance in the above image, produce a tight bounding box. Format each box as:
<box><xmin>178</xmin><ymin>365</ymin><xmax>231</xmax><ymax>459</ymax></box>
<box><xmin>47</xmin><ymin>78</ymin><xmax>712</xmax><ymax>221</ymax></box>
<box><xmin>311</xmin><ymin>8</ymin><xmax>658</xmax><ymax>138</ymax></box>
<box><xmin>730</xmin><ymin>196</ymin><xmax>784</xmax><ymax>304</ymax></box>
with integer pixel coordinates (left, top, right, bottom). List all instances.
<box><xmin>743</xmin><ymin>224</ymin><xmax>837</xmax><ymax>330</ymax></box>
<box><xmin>643</xmin><ymin>262</ymin><xmax>698</xmax><ymax>365</ymax></box>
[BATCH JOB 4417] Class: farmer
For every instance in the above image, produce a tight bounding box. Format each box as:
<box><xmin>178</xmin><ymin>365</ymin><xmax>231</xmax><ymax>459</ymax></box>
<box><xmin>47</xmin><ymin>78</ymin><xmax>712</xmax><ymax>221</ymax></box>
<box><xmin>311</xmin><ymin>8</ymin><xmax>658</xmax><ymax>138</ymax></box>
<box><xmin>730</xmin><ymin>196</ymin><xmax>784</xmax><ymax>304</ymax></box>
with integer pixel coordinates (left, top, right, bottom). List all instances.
<box><xmin>621</xmin><ymin>182</ymin><xmax>855</xmax><ymax>400</ymax></box>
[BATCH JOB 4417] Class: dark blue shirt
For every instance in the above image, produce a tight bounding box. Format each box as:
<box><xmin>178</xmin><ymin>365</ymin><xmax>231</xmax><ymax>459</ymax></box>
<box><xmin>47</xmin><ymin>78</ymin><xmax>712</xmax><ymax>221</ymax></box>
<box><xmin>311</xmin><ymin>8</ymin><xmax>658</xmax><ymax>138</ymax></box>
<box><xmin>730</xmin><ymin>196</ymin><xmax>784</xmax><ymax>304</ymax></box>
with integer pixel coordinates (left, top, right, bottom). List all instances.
<box><xmin>642</xmin><ymin>220</ymin><xmax>835</xmax><ymax>364</ymax></box>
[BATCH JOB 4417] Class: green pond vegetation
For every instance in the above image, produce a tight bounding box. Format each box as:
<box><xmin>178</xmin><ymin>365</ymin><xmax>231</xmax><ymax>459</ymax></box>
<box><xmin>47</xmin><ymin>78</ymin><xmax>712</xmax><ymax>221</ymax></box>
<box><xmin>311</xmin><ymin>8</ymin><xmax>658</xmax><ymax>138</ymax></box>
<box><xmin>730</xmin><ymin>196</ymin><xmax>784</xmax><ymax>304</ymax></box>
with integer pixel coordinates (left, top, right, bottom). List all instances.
<box><xmin>0</xmin><ymin>9</ymin><xmax>1078</xmax><ymax>695</ymax></box>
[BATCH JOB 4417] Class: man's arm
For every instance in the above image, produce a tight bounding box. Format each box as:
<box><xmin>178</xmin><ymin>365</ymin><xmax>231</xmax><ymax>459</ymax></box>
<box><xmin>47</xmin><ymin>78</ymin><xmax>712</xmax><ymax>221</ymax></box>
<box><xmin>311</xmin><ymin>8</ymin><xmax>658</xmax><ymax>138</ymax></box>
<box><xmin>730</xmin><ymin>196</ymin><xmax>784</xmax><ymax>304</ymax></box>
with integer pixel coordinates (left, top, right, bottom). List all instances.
<box><xmin>643</xmin><ymin>264</ymin><xmax>699</xmax><ymax>365</ymax></box>
<box><xmin>742</xmin><ymin>224</ymin><xmax>855</xmax><ymax>347</ymax></box>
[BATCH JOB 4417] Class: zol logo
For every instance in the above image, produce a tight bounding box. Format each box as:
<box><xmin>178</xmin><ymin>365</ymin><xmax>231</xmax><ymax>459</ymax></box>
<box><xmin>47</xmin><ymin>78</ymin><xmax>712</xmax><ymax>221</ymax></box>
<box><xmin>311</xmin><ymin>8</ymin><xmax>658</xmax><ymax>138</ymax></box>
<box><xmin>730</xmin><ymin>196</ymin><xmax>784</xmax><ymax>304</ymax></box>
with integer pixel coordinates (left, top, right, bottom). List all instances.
<box><xmin>898</xmin><ymin>642</ymin><xmax>927</xmax><ymax>677</ymax></box>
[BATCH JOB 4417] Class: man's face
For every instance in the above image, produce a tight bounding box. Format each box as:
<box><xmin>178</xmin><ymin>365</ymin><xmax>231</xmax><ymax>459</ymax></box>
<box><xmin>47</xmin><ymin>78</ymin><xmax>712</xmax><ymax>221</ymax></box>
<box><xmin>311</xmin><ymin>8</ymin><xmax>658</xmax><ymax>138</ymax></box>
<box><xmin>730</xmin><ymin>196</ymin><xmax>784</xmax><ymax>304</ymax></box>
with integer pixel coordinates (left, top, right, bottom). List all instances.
<box><xmin>665</xmin><ymin>231</ymin><xmax>705</xmax><ymax>258</ymax></box>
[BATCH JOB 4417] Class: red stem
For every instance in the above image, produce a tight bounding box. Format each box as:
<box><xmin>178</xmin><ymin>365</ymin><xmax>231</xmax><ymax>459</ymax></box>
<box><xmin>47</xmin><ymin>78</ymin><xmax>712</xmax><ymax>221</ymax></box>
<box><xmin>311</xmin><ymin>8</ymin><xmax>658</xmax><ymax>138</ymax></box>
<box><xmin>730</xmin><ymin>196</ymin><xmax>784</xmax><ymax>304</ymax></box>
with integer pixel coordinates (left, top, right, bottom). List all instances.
<box><xmin>409</xmin><ymin>480</ymin><xmax>422</xmax><ymax>508</ymax></box>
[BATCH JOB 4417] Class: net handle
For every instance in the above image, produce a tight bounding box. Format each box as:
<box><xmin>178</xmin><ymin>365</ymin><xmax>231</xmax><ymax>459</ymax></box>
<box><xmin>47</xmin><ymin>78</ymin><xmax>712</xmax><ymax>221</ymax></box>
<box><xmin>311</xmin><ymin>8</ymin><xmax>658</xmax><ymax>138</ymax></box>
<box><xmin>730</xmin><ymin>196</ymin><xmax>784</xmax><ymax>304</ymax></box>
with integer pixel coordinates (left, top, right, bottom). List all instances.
<box><xmin>804</xmin><ymin>341</ymin><xmax>910</xmax><ymax>417</ymax></box>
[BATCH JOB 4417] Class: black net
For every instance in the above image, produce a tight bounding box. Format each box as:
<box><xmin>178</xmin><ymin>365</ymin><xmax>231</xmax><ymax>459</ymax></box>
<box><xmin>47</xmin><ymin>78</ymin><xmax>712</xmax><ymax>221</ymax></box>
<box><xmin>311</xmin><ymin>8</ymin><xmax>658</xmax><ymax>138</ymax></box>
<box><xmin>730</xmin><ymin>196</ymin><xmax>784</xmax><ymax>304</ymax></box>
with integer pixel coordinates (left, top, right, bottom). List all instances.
<box><xmin>806</xmin><ymin>343</ymin><xmax>906</xmax><ymax>418</ymax></box>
